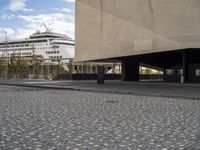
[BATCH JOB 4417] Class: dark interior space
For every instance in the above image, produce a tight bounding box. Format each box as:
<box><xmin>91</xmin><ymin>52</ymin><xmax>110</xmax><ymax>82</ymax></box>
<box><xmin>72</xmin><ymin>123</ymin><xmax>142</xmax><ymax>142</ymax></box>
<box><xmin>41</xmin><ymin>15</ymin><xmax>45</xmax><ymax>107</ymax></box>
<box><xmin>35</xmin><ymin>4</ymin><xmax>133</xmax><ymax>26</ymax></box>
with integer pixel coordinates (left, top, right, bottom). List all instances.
<box><xmin>112</xmin><ymin>48</ymin><xmax>200</xmax><ymax>83</ymax></box>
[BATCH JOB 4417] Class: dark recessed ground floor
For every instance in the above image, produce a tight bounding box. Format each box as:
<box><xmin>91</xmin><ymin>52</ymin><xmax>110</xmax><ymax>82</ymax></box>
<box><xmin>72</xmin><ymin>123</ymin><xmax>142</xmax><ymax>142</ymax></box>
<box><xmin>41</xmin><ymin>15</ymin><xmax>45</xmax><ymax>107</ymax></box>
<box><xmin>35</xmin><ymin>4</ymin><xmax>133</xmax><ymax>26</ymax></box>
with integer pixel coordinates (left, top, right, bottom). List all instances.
<box><xmin>113</xmin><ymin>48</ymin><xmax>200</xmax><ymax>83</ymax></box>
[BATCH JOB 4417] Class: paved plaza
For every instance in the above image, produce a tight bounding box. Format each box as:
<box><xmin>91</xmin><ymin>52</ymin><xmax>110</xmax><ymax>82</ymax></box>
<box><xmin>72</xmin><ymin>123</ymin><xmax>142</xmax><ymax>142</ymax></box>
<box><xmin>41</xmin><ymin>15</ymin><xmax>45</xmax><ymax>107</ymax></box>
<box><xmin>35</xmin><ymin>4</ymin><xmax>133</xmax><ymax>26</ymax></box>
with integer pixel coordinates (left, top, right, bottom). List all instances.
<box><xmin>1</xmin><ymin>80</ymin><xmax>200</xmax><ymax>99</ymax></box>
<box><xmin>0</xmin><ymin>85</ymin><xmax>200</xmax><ymax>149</ymax></box>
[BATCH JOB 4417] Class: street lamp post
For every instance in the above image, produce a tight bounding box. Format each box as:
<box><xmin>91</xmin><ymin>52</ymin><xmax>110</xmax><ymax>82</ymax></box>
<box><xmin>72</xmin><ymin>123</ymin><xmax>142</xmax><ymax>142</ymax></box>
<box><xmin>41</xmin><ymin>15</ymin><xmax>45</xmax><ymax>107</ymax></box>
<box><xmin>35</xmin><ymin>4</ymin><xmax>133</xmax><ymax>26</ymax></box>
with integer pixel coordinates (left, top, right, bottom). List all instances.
<box><xmin>32</xmin><ymin>45</ymin><xmax>36</xmax><ymax>79</ymax></box>
<box><xmin>0</xmin><ymin>30</ymin><xmax>8</xmax><ymax>79</ymax></box>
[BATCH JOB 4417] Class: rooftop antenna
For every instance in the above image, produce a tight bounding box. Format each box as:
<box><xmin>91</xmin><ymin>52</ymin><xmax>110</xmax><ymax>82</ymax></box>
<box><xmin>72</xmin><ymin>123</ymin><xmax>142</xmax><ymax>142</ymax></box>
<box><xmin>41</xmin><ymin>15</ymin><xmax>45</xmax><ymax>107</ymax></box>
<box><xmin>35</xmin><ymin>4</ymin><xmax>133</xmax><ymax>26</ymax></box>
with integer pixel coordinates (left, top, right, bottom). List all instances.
<box><xmin>41</xmin><ymin>23</ymin><xmax>52</xmax><ymax>32</ymax></box>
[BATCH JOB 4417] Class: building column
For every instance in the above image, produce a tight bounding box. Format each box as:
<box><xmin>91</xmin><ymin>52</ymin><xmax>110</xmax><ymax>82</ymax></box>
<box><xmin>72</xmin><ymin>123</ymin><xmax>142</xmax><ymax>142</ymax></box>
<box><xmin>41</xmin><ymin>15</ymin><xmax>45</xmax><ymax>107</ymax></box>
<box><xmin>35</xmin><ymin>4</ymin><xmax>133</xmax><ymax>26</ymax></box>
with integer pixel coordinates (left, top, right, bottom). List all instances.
<box><xmin>163</xmin><ymin>68</ymin><xmax>166</xmax><ymax>82</ymax></box>
<box><xmin>97</xmin><ymin>66</ymin><xmax>104</xmax><ymax>84</ymax></box>
<box><xmin>182</xmin><ymin>50</ymin><xmax>189</xmax><ymax>83</ymax></box>
<box><xmin>122</xmin><ymin>59</ymin><xmax>139</xmax><ymax>81</ymax></box>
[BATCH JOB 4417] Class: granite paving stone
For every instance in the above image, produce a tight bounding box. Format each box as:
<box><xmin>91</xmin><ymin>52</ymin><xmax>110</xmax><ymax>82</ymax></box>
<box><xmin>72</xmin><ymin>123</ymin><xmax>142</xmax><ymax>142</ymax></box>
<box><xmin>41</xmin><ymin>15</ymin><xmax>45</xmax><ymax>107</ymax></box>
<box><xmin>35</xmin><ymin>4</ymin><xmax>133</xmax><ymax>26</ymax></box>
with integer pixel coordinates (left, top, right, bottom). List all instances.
<box><xmin>0</xmin><ymin>85</ymin><xmax>199</xmax><ymax>149</ymax></box>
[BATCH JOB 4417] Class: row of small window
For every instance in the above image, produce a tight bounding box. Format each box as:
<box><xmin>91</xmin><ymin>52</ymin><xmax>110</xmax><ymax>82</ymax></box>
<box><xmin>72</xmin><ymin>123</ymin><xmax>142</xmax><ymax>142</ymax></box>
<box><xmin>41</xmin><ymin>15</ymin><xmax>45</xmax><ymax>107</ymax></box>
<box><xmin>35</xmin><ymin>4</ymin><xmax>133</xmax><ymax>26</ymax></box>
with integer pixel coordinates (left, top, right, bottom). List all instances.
<box><xmin>34</xmin><ymin>46</ymin><xmax>62</xmax><ymax>49</ymax></box>
<box><xmin>0</xmin><ymin>47</ymin><xmax>54</xmax><ymax>51</ymax></box>
<box><xmin>31</xmin><ymin>43</ymin><xmax>48</xmax><ymax>46</ymax></box>
<box><xmin>46</xmin><ymin>51</ymin><xmax>60</xmax><ymax>54</ymax></box>
<box><xmin>49</xmin><ymin>56</ymin><xmax>62</xmax><ymax>59</ymax></box>
<box><xmin>51</xmin><ymin>46</ymin><xmax>60</xmax><ymax>49</ymax></box>
<box><xmin>32</xmin><ymin>47</ymin><xmax>60</xmax><ymax>50</ymax></box>
<box><xmin>0</xmin><ymin>48</ymin><xmax>33</xmax><ymax>52</ymax></box>
<box><xmin>21</xmin><ymin>52</ymin><xmax>32</xmax><ymax>55</ymax></box>
<box><xmin>0</xmin><ymin>46</ymin><xmax>64</xmax><ymax>50</ymax></box>
<box><xmin>0</xmin><ymin>46</ymin><xmax>51</xmax><ymax>50</ymax></box>
<box><xmin>37</xmin><ymin>47</ymin><xmax>51</xmax><ymax>50</ymax></box>
<box><xmin>7</xmin><ymin>52</ymin><xmax>32</xmax><ymax>56</ymax></box>
<box><xmin>0</xmin><ymin>44</ymin><xmax>29</xmax><ymax>48</ymax></box>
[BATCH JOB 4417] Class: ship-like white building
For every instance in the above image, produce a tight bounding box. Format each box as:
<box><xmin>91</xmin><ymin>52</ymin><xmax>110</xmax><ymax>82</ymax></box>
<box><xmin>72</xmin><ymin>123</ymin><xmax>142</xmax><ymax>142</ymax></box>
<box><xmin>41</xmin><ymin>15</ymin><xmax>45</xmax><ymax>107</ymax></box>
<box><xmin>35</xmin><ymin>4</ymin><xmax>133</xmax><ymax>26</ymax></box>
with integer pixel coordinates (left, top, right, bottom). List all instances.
<box><xmin>0</xmin><ymin>30</ymin><xmax>74</xmax><ymax>63</ymax></box>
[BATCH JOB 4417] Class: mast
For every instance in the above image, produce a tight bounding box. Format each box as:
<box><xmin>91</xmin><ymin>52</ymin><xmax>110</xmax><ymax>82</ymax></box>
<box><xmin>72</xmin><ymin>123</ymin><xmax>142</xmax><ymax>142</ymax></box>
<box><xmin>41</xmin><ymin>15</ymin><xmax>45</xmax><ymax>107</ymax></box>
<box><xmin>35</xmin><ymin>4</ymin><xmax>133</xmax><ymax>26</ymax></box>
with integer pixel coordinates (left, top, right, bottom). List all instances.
<box><xmin>41</xmin><ymin>23</ymin><xmax>51</xmax><ymax>32</ymax></box>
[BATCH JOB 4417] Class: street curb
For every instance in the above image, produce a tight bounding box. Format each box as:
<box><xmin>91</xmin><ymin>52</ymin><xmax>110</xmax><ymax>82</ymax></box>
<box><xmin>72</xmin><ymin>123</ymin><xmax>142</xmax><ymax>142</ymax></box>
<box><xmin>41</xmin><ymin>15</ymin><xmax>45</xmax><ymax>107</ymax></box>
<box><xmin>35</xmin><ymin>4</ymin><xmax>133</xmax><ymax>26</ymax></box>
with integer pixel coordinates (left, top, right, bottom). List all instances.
<box><xmin>0</xmin><ymin>82</ymin><xmax>200</xmax><ymax>100</ymax></box>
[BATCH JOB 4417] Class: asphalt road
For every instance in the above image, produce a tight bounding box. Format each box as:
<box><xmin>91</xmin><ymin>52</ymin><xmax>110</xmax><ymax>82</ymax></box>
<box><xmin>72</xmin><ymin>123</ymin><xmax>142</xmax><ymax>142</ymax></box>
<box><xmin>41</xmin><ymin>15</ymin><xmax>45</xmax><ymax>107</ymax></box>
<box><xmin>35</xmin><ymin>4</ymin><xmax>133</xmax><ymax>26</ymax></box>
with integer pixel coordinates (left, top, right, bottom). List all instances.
<box><xmin>0</xmin><ymin>85</ymin><xmax>200</xmax><ymax>149</ymax></box>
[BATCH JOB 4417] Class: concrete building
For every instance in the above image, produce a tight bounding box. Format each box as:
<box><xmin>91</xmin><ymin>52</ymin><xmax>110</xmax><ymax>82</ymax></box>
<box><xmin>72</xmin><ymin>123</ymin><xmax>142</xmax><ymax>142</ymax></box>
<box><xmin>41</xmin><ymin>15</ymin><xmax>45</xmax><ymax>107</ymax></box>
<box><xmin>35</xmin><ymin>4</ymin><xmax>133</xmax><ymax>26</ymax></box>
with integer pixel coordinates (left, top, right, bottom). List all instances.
<box><xmin>75</xmin><ymin>0</ymin><xmax>200</xmax><ymax>83</ymax></box>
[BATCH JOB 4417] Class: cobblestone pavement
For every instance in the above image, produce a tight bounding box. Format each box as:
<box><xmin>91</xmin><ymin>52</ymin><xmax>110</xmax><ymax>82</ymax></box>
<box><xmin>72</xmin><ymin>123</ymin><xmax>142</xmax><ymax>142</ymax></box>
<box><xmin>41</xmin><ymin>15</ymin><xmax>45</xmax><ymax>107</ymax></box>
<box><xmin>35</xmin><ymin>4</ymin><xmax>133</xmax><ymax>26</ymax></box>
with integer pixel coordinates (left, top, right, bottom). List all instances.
<box><xmin>0</xmin><ymin>85</ymin><xmax>200</xmax><ymax>150</ymax></box>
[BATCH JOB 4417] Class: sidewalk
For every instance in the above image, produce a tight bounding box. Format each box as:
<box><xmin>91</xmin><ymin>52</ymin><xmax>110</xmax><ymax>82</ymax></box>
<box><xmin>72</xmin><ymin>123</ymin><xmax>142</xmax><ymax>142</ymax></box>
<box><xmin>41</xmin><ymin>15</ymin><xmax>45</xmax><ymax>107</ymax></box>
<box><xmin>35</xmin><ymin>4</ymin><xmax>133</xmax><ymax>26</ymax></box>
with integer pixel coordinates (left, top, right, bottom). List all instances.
<box><xmin>0</xmin><ymin>79</ymin><xmax>200</xmax><ymax>99</ymax></box>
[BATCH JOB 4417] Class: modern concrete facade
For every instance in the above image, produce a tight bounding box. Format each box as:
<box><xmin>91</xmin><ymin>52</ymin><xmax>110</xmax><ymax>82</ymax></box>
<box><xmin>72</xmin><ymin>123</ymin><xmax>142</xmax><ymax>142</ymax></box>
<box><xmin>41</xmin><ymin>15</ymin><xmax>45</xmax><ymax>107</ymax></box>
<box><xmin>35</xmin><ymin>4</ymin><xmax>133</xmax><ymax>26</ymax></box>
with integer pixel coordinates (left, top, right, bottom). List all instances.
<box><xmin>75</xmin><ymin>0</ymin><xmax>200</xmax><ymax>83</ymax></box>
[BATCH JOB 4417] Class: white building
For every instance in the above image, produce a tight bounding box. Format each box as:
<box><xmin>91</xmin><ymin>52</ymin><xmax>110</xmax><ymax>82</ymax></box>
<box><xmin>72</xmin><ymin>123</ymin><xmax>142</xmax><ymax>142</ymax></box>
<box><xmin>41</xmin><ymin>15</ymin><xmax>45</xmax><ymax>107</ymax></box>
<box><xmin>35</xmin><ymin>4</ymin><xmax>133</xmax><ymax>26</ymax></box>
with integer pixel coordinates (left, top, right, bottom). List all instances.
<box><xmin>0</xmin><ymin>30</ymin><xmax>74</xmax><ymax>63</ymax></box>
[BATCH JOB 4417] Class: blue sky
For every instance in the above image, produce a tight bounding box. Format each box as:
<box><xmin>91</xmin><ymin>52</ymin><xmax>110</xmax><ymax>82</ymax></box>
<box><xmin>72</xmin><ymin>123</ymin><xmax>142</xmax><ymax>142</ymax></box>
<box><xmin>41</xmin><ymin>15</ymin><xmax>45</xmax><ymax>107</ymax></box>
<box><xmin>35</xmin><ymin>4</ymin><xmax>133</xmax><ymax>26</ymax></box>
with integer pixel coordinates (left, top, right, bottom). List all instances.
<box><xmin>0</xmin><ymin>0</ymin><xmax>75</xmax><ymax>40</ymax></box>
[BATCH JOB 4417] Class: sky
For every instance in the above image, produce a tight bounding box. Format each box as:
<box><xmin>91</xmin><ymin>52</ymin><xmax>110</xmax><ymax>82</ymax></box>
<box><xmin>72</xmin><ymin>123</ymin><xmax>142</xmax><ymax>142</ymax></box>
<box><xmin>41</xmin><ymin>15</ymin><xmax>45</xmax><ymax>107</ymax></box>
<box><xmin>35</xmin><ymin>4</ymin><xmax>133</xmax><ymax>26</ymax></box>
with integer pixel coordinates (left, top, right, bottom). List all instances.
<box><xmin>0</xmin><ymin>0</ymin><xmax>75</xmax><ymax>41</ymax></box>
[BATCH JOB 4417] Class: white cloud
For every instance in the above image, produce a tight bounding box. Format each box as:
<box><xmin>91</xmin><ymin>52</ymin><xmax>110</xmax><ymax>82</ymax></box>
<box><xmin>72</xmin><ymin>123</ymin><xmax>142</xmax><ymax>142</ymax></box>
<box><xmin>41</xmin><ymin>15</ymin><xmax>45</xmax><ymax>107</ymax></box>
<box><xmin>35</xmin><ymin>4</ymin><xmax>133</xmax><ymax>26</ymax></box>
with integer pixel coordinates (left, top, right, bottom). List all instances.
<box><xmin>9</xmin><ymin>0</ymin><xmax>33</xmax><ymax>12</ymax></box>
<box><xmin>53</xmin><ymin>8</ymin><xmax>72</xmax><ymax>13</ymax></box>
<box><xmin>62</xmin><ymin>8</ymin><xmax>72</xmax><ymax>13</ymax></box>
<box><xmin>0</xmin><ymin>28</ymin><xmax>15</xmax><ymax>35</ymax></box>
<box><xmin>3</xmin><ymin>13</ymin><xmax>75</xmax><ymax>40</ymax></box>
<box><xmin>0</xmin><ymin>28</ymin><xmax>15</xmax><ymax>42</ymax></box>
<box><xmin>62</xmin><ymin>0</ymin><xmax>75</xmax><ymax>3</ymax></box>
<box><xmin>14</xmin><ymin>28</ymin><xmax>36</xmax><ymax>39</ymax></box>
<box><xmin>0</xmin><ymin>14</ymin><xmax>15</xmax><ymax>20</ymax></box>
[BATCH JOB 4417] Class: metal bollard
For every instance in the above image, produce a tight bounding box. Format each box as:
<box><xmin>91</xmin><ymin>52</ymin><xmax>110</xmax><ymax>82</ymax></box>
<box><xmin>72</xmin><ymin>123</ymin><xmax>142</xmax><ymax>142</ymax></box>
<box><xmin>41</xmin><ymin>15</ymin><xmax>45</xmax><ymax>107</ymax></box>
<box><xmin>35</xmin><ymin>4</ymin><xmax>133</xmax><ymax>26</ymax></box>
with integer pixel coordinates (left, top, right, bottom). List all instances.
<box><xmin>97</xmin><ymin>66</ymin><xmax>104</xmax><ymax>84</ymax></box>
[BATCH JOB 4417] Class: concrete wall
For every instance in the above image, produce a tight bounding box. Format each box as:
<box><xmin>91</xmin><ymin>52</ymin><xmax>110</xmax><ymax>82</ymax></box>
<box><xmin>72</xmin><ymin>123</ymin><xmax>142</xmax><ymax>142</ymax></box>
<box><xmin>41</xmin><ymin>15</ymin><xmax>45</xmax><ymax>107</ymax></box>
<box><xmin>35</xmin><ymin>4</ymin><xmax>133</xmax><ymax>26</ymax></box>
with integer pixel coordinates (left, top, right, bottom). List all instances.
<box><xmin>75</xmin><ymin>0</ymin><xmax>200</xmax><ymax>62</ymax></box>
